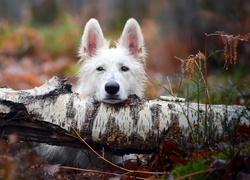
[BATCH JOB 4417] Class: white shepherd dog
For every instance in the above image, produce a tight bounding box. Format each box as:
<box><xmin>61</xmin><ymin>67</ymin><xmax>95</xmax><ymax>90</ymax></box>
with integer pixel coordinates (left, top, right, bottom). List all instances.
<box><xmin>36</xmin><ymin>18</ymin><xmax>147</xmax><ymax>168</ymax></box>
<box><xmin>77</xmin><ymin>18</ymin><xmax>147</xmax><ymax>103</ymax></box>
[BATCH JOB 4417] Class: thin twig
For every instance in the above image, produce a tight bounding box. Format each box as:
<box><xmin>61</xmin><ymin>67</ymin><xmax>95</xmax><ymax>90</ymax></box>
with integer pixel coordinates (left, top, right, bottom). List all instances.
<box><xmin>194</xmin><ymin>60</ymin><xmax>210</xmax><ymax>102</ymax></box>
<box><xmin>69</xmin><ymin>122</ymin><xmax>168</xmax><ymax>177</ymax></box>
<box><xmin>60</xmin><ymin>165</ymin><xmax>123</xmax><ymax>177</ymax></box>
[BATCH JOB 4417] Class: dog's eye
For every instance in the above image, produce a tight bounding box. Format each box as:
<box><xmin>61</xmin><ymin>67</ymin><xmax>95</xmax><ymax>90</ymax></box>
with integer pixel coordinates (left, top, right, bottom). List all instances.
<box><xmin>121</xmin><ymin>66</ymin><xmax>129</xmax><ymax>72</ymax></box>
<box><xmin>96</xmin><ymin>67</ymin><xmax>104</xmax><ymax>71</ymax></box>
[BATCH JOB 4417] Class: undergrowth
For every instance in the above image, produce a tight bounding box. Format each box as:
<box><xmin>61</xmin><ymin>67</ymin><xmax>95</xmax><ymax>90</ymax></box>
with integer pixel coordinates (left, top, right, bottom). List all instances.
<box><xmin>36</xmin><ymin>15</ymin><xmax>81</xmax><ymax>57</ymax></box>
<box><xmin>0</xmin><ymin>15</ymin><xmax>81</xmax><ymax>59</ymax></box>
<box><xmin>160</xmin><ymin>31</ymin><xmax>250</xmax><ymax>179</ymax></box>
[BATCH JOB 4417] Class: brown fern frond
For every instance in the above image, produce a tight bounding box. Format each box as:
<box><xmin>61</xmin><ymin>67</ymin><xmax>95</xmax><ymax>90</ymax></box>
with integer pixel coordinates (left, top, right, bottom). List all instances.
<box><xmin>186</xmin><ymin>54</ymin><xmax>196</xmax><ymax>79</ymax></box>
<box><xmin>182</xmin><ymin>52</ymin><xmax>206</xmax><ymax>79</ymax></box>
<box><xmin>232</xmin><ymin>36</ymin><xmax>239</xmax><ymax>64</ymax></box>
<box><xmin>241</xmin><ymin>33</ymin><xmax>250</xmax><ymax>41</ymax></box>
<box><xmin>211</xmin><ymin>31</ymin><xmax>250</xmax><ymax>69</ymax></box>
<box><xmin>220</xmin><ymin>35</ymin><xmax>229</xmax><ymax>69</ymax></box>
<box><xmin>197</xmin><ymin>52</ymin><xmax>206</xmax><ymax>62</ymax></box>
<box><xmin>181</xmin><ymin>52</ymin><xmax>210</xmax><ymax>101</ymax></box>
<box><xmin>229</xmin><ymin>37</ymin><xmax>233</xmax><ymax>65</ymax></box>
<box><xmin>215</xmin><ymin>31</ymin><xmax>225</xmax><ymax>35</ymax></box>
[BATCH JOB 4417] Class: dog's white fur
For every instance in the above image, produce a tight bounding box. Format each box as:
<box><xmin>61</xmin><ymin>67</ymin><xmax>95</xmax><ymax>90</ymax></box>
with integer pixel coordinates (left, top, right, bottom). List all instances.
<box><xmin>36</xmin><ymin>18</ymin><xmax>147</xmax><ymax>168</ymax></box>
<box><xmin>77</xmin><ymin>18</ymin><xmax>147</xmax><ymax>103</ymax></box>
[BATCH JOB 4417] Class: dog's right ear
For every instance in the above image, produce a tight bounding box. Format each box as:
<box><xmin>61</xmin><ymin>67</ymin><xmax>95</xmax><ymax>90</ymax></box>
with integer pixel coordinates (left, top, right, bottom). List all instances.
<box><xmin>79</xmin><ymin>19</ymin><xmax>106</xmax><ymax>58</ymax></box>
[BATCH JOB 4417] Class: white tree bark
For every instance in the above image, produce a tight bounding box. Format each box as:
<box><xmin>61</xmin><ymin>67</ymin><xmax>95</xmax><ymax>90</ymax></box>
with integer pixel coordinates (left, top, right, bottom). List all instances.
<box><xmin>0</xmin><ymin>76</ymin><xmax>249</xmax><ymax>153</ymax></box>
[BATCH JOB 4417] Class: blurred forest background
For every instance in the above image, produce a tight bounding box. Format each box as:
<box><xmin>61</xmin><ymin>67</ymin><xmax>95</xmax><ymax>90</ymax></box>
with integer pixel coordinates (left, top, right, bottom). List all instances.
<box><xmin>0</xmin><ymin>0</ymin><xmax>249</xmax><ymax>103</ymax></box>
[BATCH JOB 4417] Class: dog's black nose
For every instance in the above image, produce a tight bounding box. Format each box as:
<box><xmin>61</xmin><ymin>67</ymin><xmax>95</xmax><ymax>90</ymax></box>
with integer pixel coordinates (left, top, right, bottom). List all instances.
<box><xmin>105</xmin><ymin>82</ymin><xmax>119</xmax><ymax>95</ymax></box>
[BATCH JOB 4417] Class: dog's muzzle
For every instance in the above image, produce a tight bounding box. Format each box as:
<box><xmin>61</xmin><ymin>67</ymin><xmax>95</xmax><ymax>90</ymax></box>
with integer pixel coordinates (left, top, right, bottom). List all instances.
<box><xmin>105</xmin><ymin>81</ymin><xmax>120</xmax><ymax>95</ymax></box>
<box><xmin>103</xmin><ymin>81</ymin><xmax>123</xmax><ymax>103</ymax></box>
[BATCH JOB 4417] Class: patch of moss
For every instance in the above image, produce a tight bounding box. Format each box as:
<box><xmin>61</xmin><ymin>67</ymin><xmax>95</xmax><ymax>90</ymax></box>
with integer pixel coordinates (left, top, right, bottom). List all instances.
<box><xmin>172</xmin><ymin>160</ymin><xmax>207</xmax><ymax>179</ymax></box>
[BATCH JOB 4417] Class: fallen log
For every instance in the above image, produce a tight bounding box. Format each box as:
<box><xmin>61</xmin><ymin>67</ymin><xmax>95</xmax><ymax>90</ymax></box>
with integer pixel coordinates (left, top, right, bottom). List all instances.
<box><xmin>0</xmin><ymin>76</ymin><xmax>249</xmax><ymax>154</ymax></box>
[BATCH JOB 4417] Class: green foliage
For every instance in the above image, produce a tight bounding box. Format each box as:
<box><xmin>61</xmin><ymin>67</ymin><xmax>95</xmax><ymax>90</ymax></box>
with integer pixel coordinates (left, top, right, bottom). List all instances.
<box><xmin>36</xmin><ymin>15</ymin><xmax>81</xmax><ymax>57</ymax></box>
<box><xmin>0</xmin><ymin>23</ymin><xmax>24</xmax><ymax>51</ymax></box>
<box><xmin>172</xmin><ymin>160</ymin><xmax>207</xmax><ymax>179</ymax></box>
<box><xmin>61</xmin><ymin>63</ymin><xmax>79</xmax><ymax>76</ymax></box>
<box><xmin>171</xmin><ymin>143</ymin><xmax>250</xmax><ymax>179</ymax></box>
<box><xmin>0</xmin><ymin>15</ymin><xmax>81</xmax><ymax>59</ymax></box>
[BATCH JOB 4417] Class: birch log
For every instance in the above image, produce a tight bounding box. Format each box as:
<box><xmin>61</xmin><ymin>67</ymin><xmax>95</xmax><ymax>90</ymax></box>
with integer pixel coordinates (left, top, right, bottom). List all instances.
<box><xmin>0</xmin><ymin>76</ymin><xmax>249</xmax><ymax>153</ymax></box>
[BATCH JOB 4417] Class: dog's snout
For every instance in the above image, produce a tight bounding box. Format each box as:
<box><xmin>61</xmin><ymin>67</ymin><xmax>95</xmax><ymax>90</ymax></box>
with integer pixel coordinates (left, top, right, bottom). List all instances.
<box><xmin>105</xmin><ymin>82</ymin><xmax>120</xmax><ymax>95</ymax></box>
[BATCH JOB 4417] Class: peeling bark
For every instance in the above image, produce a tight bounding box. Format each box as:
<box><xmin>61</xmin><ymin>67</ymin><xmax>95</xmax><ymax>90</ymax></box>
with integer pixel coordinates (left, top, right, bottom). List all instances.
<box><xmin>0</xmin><ymin>76</ymin><xmax>249</xmax><ymax>153</ymax></box>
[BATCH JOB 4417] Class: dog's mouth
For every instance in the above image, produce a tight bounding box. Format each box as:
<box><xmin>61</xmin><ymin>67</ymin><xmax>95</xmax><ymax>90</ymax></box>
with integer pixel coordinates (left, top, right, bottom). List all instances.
<box><xmin>103</xmin><ymin>95</ymin><xmax>125</xmax><ymax>104</ymax></box>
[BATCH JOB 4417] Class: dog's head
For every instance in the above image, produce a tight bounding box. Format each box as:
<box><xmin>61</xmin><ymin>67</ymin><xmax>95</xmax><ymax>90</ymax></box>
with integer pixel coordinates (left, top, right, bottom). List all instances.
<box><xmin>77</xmin><ymin>18</ymin><xmax>147</xmax><ymax>104</ymax></box>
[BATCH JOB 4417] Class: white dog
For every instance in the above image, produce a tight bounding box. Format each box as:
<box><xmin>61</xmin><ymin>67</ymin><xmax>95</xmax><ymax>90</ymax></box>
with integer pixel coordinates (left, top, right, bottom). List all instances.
<box><xmin>76</xmin><ymin>18</ymin><xmax>147</xmax><ymax>103</ymax></box>
<box><xmin>36</xmin><ymin>18</ymin><xmax>147</xmax><ymax>168</ymax></box>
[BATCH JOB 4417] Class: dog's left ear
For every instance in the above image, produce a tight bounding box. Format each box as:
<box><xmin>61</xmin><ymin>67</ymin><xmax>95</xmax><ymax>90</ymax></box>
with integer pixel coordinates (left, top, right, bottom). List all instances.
<box><xmin>118</xmin><ymin>18</ymin><xmax>146</xmax><ymax>59</ymax></box>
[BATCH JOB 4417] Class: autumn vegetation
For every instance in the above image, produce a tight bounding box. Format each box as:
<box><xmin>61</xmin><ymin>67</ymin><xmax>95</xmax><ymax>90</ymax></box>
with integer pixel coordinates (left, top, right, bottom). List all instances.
<box><xmin>0</xmin><ymin>5</ymin><xmax>250</xmax><ymax>179</ymax></box>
